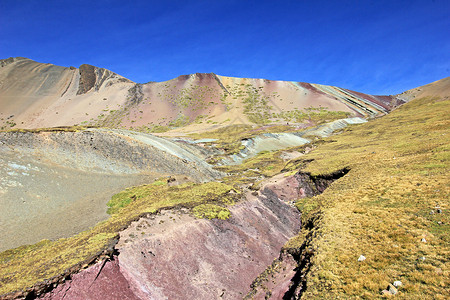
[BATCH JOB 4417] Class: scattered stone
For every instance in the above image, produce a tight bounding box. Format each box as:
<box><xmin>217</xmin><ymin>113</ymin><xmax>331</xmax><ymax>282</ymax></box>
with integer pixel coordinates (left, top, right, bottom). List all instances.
<box><xmin>436</xmin><ymin>208</ymin><xmax>442</xmax><ymax>213</ymax></box>
<box><xmin>419</xmin><ymin>256</ymin><xmax>426</xmax><ymax>261</ymax></box>
<box><xmin>421</xmin><ymin>238</ymin><xmax>427</xmax><ymax>243</ymax></box>
<box><xmin>430</xmin><ymin>210</ymin><xmax>434</xmax><ymax>214</ymax></box>
<box><xmin>387</xmin><ymin>283</ymin><xmax>398</xmax><ymax>295</ymax></box>
<box><xmin>381</xmin><ymin>289</ymin><xmax>391</xmax><ymax>296</ymax></box>
<box><xmin>393</xmin><ymin>281</ymin><xmax>402</xmax><ymax>287</ymax></box>
<box><xmin>357</xmin><ymin>255</ymin><xmax>366</xmax><ymax>262</ymax></box>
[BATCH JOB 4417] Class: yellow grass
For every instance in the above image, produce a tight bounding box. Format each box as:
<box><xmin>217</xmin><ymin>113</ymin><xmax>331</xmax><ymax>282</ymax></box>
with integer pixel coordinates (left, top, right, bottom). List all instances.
<box><xmin>284</xmin><ymin>97</ymin><xmax>449</xmax><ymax>298</ymax></box>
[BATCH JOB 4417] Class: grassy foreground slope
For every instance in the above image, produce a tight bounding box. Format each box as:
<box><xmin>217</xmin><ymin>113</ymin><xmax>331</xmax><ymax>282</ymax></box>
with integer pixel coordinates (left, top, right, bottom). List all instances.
<box><xmin>285</xmin><ymin>96</ymin><xmax>449</xmax><ymax>298</ymax></box>
<box><xmin>0</xmin><ymin>182</ymin><xmax>239</xmax><ymax>296</ymax></box>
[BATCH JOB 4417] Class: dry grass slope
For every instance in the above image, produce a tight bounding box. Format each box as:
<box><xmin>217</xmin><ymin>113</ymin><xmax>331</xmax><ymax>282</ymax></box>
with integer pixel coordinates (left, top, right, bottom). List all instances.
<box><xmin>284</xmin><ymin>96</ymin><xmax>449</xmax><ymax>299</ymax></box>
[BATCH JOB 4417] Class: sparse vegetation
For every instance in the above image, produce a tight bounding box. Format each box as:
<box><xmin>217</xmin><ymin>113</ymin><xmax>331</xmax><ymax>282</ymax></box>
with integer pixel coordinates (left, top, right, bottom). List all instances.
<box><xmin>0</xmin><ymin>125</ymin><xmax>92</xmax><ymax>133</ymax></box>
<box><xmin>242</xmin><ymin>85</ymin><xmax>273</xmax><ymax>124</ymax></box>
<box><xmin>274</xmin><ymin>107</ymin><xmax>351</xmax><ymax>124</ymax></box>
<box><xmin>192</xmin><ymin>204</ymin><xmax>231</xmax><ymax>220</ymax></box>
<box><xmin>0</xmin><ymin>119</ymin><xmax>17</xmax><ymax>130</ymax></box>
<box><xmin>189</xmin><ymin>123</ymin><xmax>310</xmax><ymax>166</ymax></box>
<box><xmin>189</xmin><ymin>124</ymin><xmax>256</xmax><ymax>156</ymax></box>
<box><xmin>168</xmin><ymin>115</ymin><xmax>190</xmax><ymax>127</ymax></box>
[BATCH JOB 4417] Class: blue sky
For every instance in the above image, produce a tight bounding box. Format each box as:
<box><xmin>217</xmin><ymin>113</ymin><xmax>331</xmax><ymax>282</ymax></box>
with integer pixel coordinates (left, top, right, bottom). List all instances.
<box><xmin>0</xmin><ymin>0</ymin><xmax>449</xmax><ymax>95</ymax></box>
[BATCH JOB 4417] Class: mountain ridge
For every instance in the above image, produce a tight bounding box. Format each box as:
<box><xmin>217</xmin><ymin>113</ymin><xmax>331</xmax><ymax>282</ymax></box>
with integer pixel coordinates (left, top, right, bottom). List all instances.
<box><xmin>0</xmin><ymin>57</ymin><xmax>409</xmax><ymax>133</ymax></box>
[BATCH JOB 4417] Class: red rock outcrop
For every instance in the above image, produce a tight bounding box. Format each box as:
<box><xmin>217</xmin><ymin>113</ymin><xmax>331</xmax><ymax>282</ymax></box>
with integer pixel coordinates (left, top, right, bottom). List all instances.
<box><xmin>39</xmin><ymin>191</ymin><xmax>301</xmax><ymax>299</ymax></box>
<box><xmin>39</xmin><ymin>259</ymin><xmax>141</xmax><ymax>300</ymax></box>
<box><xmin>77</xmin><ymin>64</ymin><xmax>96</xmax><ymax>95</ymax></box>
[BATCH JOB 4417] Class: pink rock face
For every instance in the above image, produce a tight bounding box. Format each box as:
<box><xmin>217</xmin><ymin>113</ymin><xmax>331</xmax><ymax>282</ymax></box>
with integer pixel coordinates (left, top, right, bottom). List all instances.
<box><xmin>40</xmin><ymin>193</ymin><xmax>300</xmax><ymax>299</ymax></box>
<box><xmin>249</xmin><ymin>253</ymin><xmax>298</xmax><ymax>300</ymax></box>
<box><xmin>262</xmin><ymin>173</ymin><xmax>303</xmax><ymax>202</ymax></box>
<box><xmin>117</xmin><ymin>195</ymin><xmax>300</xmax><ymax>299</ymax></box>
<box><xmin>40</xmin><ymin>259</ymin><xmax>141</xmax><ymax>300</ymax></box>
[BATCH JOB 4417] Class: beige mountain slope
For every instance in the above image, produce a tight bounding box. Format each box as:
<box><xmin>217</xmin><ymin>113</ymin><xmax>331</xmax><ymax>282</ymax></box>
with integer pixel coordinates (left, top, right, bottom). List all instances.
<box><xmin>396</xmin><ymin>76</ymin><xmax>450</xmax><ymax>101</ymax></box>
<box><xmin>0</xmin><ymin>57</ymin><xmax>402</xmax><ymax>133</ymax></box>
<box><xmin>0</xmin><ymin>57</ymin><xmax>133</xmax><ymax>129</ymax></box>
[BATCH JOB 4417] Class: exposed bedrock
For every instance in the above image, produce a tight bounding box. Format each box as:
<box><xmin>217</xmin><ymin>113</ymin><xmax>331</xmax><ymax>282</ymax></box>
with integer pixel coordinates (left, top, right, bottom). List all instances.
<box><xmin>76</xmin><ymin>63</ymin><xmax>127</xmax><ymax>95</ymax></box>
<box><xmin>4</xmin><ymin>161</ymin><xmax>350</xmax><ymax>299</ymax></box>
<box><xmin>39</xmin><ymin>191</ymin><xmax>301</xmax><ymax>299</ymax></box>
<box><xmin>77</xmin><ymin>64</ymin><xmax>96</xmax><ymax>94</ymax></box>
<box><xmin>247</xmin><ymin>168</ymin><xmax>350</xmax><ymax>299</ymax></box>
<box><xmin>294</xmin><ymin>167</ymin><xmax>351</xmax><ymax>197</ymax></box>
<box><xmin>127</xmin><ymin>83</ymin><xmax>144</xmax><ymax>106</ymax></box>
<box><xmin>37</xmin><ymin>258</ymin><xmax>141</xmax><ymax>300</ymax></box>
<box><xmin>36</xmin><ymin>169</ymin><xmax>348</xmax><ymax>299</ymax></box>
<box><xmin>261</xmin><ymin>167</ymin><xmax>350</xmax><ymax>203</ymax></box>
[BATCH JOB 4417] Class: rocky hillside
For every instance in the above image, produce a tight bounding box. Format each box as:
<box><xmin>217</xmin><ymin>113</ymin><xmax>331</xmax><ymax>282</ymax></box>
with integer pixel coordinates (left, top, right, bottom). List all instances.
<box><xmin>0</xmin><ymin>128</ymin><xmax>221</xmax><ymax>251</ymax></box>
<box><xmin>0</xmin><ymin>57</ymin><xmax>403</xmax><ymax>133</ymax></box>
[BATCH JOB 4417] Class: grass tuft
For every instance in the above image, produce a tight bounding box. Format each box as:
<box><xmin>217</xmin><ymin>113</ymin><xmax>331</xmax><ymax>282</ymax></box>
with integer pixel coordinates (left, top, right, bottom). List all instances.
<box><xmin>192</xmin><ymin>204</ymin><xmax>231</xmax><ymax>220</ymax></box>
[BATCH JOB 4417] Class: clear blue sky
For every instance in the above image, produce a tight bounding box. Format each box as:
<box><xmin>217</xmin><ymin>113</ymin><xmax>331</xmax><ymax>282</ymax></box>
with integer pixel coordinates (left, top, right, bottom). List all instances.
<box><xmin>1</xmin><ymin>0</ymin><xmax>449</xmax><ymax>95</ymax></box>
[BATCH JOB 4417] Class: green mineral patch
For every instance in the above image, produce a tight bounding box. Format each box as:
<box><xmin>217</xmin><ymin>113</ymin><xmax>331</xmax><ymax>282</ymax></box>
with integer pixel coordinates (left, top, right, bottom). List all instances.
<box><xmin>189</xmin><ymin>124</ymin><xmax>299</xmax><ymax>161</ymax></box>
